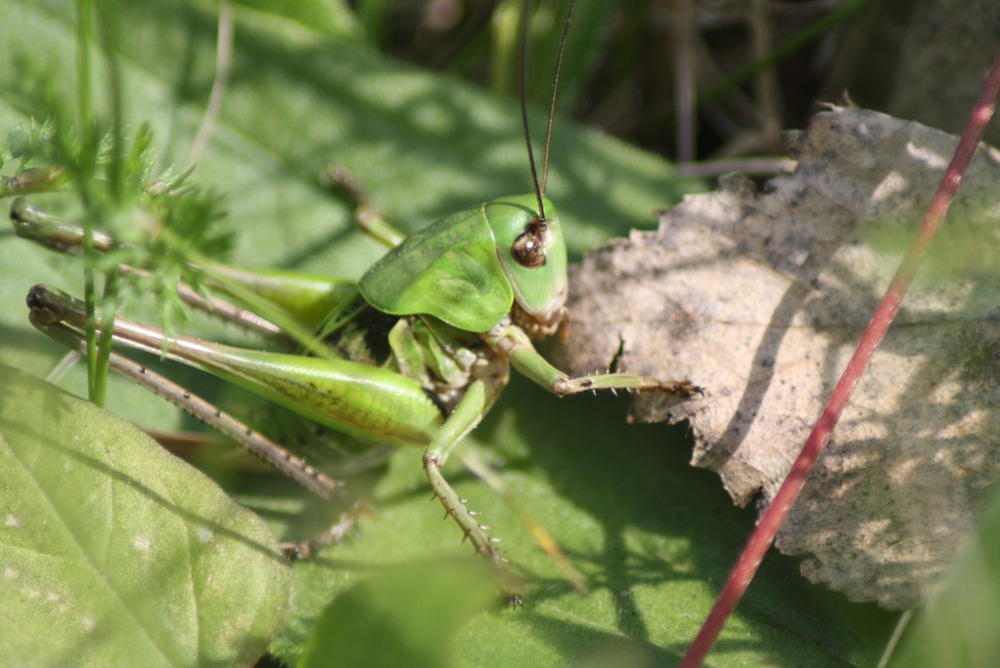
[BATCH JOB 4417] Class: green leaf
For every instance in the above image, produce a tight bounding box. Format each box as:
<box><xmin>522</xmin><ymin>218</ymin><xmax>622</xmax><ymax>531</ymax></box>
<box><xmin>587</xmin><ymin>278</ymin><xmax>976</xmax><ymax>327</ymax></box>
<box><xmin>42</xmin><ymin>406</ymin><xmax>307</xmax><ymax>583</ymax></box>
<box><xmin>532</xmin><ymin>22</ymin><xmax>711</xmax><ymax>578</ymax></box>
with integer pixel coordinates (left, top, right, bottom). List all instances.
<box><xmin>0</xmin><ymin>365</ymin><xmax>293</xmax><ymax>666</ymax></box>
<box><xmin>275</xmin><ymin>377</ymin><xmax>896</xmax><ymax>667</ymax></box>
<box><xmin>297</xmin><ymin>558</ymin><xmax>497</xmax><ymax>668</ymax></box>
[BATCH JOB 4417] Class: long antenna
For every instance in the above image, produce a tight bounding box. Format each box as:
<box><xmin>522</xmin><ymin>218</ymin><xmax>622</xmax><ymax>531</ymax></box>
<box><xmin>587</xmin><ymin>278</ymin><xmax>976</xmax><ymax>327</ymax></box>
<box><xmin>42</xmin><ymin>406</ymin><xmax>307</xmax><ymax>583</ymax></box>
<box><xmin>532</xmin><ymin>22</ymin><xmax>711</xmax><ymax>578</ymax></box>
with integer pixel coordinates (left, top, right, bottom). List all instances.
<box><xmin>519</xmin><ymin>0</ymin><xmax>545</xmax><ymax>221</ymax></box>
<box><xmin>519</xmin><ymin>0</ymin><xmax>575</xmax><ymax>221</ymax></box>
<box><xmin>541</xmin><ymin>0</ymin><xmax>574</xmax><ymax>196</ymax></box>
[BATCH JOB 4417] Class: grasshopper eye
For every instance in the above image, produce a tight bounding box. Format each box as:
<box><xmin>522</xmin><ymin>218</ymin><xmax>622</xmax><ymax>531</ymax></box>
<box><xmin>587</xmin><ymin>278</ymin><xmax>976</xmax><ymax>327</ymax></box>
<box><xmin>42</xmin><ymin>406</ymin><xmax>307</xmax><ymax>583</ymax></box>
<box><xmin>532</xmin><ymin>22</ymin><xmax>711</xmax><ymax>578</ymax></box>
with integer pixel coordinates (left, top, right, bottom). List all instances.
<box><xmin>511</xmin><ymin>220</ymin><xmax>547</xmax><ymax>268</ymax></box>
<box><xmin>511</xmin><ymin>232</ymin><xmax>544</xmax><ymax>267</ymax></box>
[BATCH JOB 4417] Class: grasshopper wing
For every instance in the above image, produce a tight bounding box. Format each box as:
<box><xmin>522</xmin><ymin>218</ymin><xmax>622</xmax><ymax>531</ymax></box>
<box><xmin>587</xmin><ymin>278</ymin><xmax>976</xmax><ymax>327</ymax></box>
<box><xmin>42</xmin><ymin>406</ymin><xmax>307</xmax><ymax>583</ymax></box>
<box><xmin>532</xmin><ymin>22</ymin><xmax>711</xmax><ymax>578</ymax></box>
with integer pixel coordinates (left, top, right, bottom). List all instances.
<box><xmin>359</xmin><ymin>204</ymin><xmax>513</xmax><ymax>332</ymax></box>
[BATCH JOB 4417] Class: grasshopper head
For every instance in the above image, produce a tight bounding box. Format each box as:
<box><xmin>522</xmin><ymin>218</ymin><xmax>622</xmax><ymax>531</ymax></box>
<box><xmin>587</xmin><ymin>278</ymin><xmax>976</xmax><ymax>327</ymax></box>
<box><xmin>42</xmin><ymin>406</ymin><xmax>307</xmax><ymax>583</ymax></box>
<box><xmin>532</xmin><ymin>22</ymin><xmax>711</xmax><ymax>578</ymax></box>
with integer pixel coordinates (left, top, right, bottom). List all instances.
<box><xmin>486</xmin><ymin>194</ymin><xmax>567</xmax><ymax>337</ymax></box>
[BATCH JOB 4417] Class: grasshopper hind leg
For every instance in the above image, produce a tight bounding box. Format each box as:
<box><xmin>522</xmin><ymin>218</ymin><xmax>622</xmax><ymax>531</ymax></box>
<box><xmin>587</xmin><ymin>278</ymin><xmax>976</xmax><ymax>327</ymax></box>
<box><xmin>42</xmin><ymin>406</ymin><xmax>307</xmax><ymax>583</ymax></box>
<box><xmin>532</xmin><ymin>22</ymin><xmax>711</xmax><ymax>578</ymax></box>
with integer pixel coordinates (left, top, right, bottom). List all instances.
<box><xmin>28</xmin><ymin>285</ymin><xmax>395</xmax><ymax>561</ymax></box>
<box><xmin>27</xmin><ymin>295</ymin><xmax>343</xmax><ymax>500</ymax></box>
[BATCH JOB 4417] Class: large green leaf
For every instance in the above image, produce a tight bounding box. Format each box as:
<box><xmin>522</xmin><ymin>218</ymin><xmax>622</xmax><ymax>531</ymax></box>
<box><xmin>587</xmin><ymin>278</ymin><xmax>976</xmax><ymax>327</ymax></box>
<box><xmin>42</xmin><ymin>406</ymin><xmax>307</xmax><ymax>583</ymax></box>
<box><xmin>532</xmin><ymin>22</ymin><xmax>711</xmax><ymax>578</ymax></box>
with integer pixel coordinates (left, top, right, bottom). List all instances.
<box><xmin>0</xmin><ymin>366</ymin><xmax>292</xmax><ymax>666</ymax></box>
<box><xmin>0</xmin><ymin>1</ymin><xmax>898</xmax><ymax>665</ymax></box>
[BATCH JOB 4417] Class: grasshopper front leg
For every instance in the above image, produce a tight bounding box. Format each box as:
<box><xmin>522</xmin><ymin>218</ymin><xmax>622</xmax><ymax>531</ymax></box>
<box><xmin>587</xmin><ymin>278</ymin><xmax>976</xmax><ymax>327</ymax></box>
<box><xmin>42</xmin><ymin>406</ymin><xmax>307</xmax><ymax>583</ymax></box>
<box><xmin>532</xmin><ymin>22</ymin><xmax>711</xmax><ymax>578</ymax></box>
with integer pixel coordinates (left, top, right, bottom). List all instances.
<box><xmin>484</xmin><ymin>321</ymin><xmax>703</xmax><ymax>398</ymax></box>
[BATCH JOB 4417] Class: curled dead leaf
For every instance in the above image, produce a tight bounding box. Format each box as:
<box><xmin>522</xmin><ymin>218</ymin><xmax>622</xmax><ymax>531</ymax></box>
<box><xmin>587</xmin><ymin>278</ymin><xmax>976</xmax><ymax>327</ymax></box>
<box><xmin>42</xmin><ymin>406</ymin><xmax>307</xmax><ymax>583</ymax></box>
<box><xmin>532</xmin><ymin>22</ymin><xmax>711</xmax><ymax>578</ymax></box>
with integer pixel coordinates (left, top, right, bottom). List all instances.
<box><xmin>551</xmin><ymin>106</ymin><xmax>1000</xmax><ymax>609</ymax></box>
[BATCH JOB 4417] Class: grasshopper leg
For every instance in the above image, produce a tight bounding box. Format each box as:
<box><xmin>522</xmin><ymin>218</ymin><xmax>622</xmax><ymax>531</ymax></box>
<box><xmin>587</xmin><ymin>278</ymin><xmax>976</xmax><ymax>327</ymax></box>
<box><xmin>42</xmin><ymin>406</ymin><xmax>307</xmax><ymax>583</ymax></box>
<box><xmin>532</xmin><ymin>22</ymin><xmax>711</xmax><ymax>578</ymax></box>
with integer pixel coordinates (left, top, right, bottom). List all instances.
<box><xmin>420</xmin><ymin>380</ymin><xmax>507</xmax><ymax>562</ymax></box>
<box><xmin>27</xmin><ymin>285</ymin><xmax>512</xmax><ymax>568</ymax></box>
<box><xmin>280</xmin><ymin>503</ymin><xmax>372</xmax><ymax>560</ymax></box>
<box><xmin>11</xmin><ymin>198</ymin><xmax>261</xmax><ymax>330</ymax></box>
<box><xmin>486</xmin><ymin>321</ymin><xmax>703</xmax><ymax>398</ymax></box>
<box><xmin>27</xmin><ymin>303</ymin><xmax>343</xmax><ymax>500</ymax></box>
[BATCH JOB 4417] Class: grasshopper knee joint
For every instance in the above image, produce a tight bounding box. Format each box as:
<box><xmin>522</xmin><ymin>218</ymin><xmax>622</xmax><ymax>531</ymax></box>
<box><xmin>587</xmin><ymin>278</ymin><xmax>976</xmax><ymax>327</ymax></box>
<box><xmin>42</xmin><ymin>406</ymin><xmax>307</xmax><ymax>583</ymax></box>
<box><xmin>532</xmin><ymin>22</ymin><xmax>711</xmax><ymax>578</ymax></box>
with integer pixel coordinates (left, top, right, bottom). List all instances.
<box><xmin>552</xmin><ymin>376</ymin><xmax>582</xmax><ymax>396</ymax></box>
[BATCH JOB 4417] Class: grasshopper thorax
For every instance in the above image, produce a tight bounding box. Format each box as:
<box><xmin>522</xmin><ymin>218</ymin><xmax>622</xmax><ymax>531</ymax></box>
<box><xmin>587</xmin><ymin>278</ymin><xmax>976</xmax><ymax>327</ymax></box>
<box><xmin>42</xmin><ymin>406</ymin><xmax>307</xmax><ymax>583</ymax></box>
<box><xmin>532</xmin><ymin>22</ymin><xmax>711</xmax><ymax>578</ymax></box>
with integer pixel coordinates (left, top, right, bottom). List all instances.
<box><xmin>357</xmin><ymin>192</ymin><xmax>567</xmax><ymax>336</ymax></box>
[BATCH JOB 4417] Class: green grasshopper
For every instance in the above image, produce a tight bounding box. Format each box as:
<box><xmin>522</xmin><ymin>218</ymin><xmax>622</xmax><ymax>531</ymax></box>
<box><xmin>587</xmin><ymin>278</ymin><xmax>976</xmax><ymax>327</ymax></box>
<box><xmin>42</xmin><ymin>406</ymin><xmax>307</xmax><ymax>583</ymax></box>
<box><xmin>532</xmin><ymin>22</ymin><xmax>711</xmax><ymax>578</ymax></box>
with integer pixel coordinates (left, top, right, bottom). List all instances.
<box><xmin>17</xmin><ymin>0</ymin><xmax>699</xmax><ymax>576</ymax></box>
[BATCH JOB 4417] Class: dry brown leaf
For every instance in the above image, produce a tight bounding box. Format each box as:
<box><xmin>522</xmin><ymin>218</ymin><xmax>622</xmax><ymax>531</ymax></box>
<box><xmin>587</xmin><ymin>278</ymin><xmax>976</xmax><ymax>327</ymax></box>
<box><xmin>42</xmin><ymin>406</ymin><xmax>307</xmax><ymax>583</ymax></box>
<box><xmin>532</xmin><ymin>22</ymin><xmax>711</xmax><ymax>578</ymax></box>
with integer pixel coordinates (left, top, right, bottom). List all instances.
<box><xmin>550</xmin><ymin>106</ymin><xmax>1000</xmax><ymax>609</ymax></box>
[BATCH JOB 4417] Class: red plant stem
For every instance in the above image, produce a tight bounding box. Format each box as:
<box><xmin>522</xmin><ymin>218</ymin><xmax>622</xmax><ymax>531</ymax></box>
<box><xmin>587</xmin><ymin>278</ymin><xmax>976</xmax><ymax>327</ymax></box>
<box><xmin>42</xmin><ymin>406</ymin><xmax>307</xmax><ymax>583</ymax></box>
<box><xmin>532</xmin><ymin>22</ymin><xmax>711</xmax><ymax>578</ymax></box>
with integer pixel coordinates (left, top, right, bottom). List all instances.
<box><xmin>680</xmin><ymin>49</ymin><xmax>1000</xmax><ymax>668</ymax></box>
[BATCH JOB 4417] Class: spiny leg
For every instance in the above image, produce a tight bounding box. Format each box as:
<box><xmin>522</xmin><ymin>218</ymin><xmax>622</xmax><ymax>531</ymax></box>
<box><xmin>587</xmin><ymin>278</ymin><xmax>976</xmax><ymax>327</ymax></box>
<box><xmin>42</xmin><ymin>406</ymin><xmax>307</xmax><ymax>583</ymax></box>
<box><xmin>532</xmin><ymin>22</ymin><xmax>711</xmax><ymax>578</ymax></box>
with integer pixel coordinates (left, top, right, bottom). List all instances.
<box><xmin>28</xmin><ymin>286</ymin><xmax>454</xmax><ymax>558</ymax></box>
<box><xmin>27</xmin><ymin>288</ymin><xmax>341</xmax><ymax>500</ymax></box>
<box><xmin>486</xmin><ymin>322</ymin><xmax>703</xmax><ymax>398</ymax></box>
<box><xmin>420</xmin><ymin>380</ymin><xmax>512</xmax><ymax>569</ymax></box>
<box><xmin>27</xmin><ymin>285</ymin><xmax>446</xmax><ymax>450</ymax></box>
